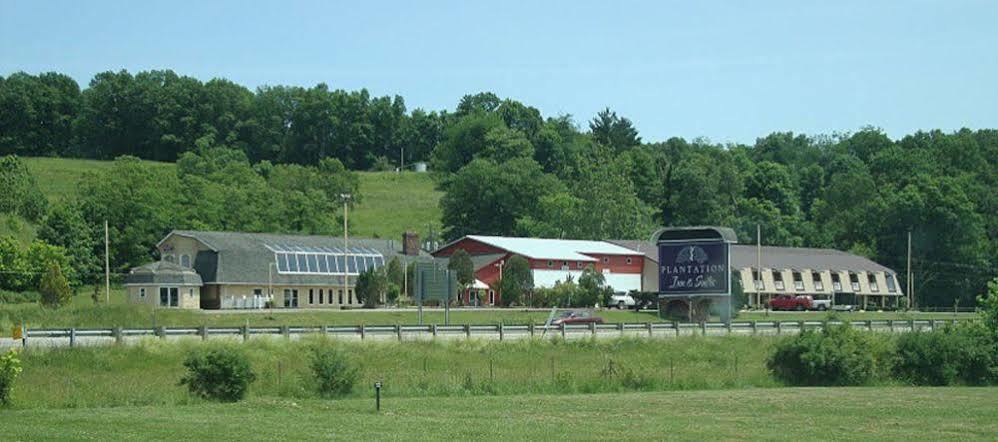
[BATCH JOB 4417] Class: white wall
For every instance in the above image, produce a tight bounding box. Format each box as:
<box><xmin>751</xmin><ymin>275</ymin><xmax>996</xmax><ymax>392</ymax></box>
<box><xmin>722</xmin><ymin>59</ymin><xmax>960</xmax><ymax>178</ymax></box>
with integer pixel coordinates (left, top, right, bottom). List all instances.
<box><xmin>531</xmin><ymin>269</ymin><xmax>642</xmax><ymax>293</ymax></box>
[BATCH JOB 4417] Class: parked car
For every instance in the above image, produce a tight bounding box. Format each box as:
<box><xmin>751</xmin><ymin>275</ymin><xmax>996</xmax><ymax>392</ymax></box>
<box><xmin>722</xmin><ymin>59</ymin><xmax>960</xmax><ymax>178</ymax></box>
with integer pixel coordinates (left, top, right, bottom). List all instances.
<box><xmin>810</xmin><ymin>299</ymin><xmax>832</xmax><ymax>311</ymax></box>
<box><xmin>551</xmin><ymin>310</ymin><xmax>604</xmax><ymax>325</ymax></box>
<box><xmin>768</xmin><ymin>295</ymin><xmax>813</xmax><ymax>311</ymax></box>
<box><xmin>608</xmin><ymin>292</ymin><xmax>636</xmax><ymax>309</ymax></box>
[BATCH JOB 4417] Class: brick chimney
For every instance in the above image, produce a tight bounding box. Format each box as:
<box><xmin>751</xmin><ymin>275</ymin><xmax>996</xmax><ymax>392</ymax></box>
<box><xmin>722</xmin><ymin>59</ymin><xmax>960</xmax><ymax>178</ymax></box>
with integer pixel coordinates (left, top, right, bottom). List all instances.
<box><xmin>402</xmin><ymin>231</ymin><xmax>420</xmax><ymax>256</ymax></box>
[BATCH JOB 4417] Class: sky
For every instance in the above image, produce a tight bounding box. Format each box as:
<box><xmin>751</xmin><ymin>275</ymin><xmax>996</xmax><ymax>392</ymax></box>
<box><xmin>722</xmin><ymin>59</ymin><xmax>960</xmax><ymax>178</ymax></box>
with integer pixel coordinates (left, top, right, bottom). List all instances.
<box><xmin>2</xmin><ymin>0</ymin><xmax>997</xmax><ymax>144</ymax></box>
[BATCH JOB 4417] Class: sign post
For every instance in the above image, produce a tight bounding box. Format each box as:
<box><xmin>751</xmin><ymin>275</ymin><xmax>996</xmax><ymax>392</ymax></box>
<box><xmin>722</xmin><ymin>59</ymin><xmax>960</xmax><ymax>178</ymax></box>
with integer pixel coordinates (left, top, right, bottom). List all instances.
<box><xmin>654</xmin><ymin>227</ymin><xmax>738</xmax><ymax>323</ymax></box>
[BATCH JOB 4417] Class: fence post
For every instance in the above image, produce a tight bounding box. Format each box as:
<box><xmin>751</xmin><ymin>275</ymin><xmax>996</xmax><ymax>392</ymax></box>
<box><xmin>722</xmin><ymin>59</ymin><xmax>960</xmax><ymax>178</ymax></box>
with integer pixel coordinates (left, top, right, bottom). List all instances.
<box><xmin>701</xmin><ymin>321</ymin><xmax>707</xmax><ymax>336</ymax></box>
<box><xmin>866</xmin><ymin>320</ymin><xmax>873</xmax><ymax>332</ymax></box>
<box><xmin>617</xmin><ymin>322</ymin><xmax>624</xmax><ymax>336</ymax></box>
<box><xmin>242</xmin><ymin>325</ymin><xmax>249</xmax><ymax>342</ymax></box>
<box><xmin>499</xmin><ymin>323</ymin><xmax>505</xmax><ymax>341</ymax></box>
<box><xmin>200</xmin><ymin>325</ymin><xmax>208</xmax><ymax>341</ymax></box>
<box><xmin>930</xmin><ymin>319</ymin><xmax>936</xmax><ymax>331</ymax></box>
<box><xmin>589</xmin><ymin>321</ymin><xmax>596</xmax><ymax>336</ymax></box>
<box><xmin>465</xmin><ymin>324</ymin><xmax>471</xmax><ymax>339</ymax></box>
<box><xmin>888</xmin><ymin>320</ymin><xmax>894</xmax><ymax>332</ymax></box>
<box><xmin>673</xmin><ymin>321</ymin><xmax>680</xmax><ymax>337</ymax></box>
<box><xmin>432</xmin><ymin>323</ymin><xmax>438</xmax><ymax>338</ymax></box>
<box><xmin>113</xmin><ymin>326</ymin><xmax>123</xmax><ymax>344</ymax></box>
<box><xmin>69</xmin><ymin>328</ymin><xmax>76</xmax><ymax>348</ymax></box>
<box><xmin>908</xmin><ymin>319</ymin><xmax>915</xmax><ymax>332</ymax></box>
<box><xmin>396</xmin><ymin>324</ymin><xmax>402</xmax><ymax>342</ymax></box>
<box><xmin>797</xmin><ymin>320</ymin><xmax>805</xmax><ymax>334</ymax></box>
<box><xmin>647</xmin><ymin>322</ymin><xmax>653</xmax><ymax>337</ymax></box>
<box><xmin>319</xmin><ymin>325</ymin><xmax>327</xmax><ymax>336</ymax></box>
<box><xmin>751</xmin><ymin>321</ymin><xmax>757</xmax><ymax>336</ymax></box>
<box><xmin>561</xmin><ymin>323</ymin><xmax>567</xmax><ymax>339</ymax></box>
<box><xmin>776</xmin><ymin>321</ymin><xmax>782</xmax><ymax>335</ymax></box>
<box><xmin>281</xmin><ymin>325</ymin><xmax>289</xmax><ymax>339</ymax></box>
<box><xmin>360</xmin><ymin>324</ymin><xmax>366</xmax><ymax>340</ymax></box>
<box><xmin>529</xmin><ymin>323</ymin><xmax>535</xmax><ymax>338</ymax></box>
<box><xmin>726</xmin><ymin>321</ymin><xmax>732</xmax><ymax>335</ymax></box>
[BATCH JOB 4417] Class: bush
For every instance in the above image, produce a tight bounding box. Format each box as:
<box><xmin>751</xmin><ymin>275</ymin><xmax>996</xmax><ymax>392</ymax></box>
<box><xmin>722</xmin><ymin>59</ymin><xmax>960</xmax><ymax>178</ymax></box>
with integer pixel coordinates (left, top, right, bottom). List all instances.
<box><xmin>0</xmin><ymin>290</ymin><xmax>40</xmax><ymax>304</ymax></box>
<box><xmin>767</xmin><ymin>323</ymin><xmax>887</xmax><ymax>386</ymax></box>
<box><xmin>39</xmin><ymin>263</ymin><xmax>72</xmax><ymax>308</ymax></box>
<box><xmin>178</xmin><ymin>346</ymin><xmax>256</xmax><ymax>402</ymax></box>
<box><xmin>894</xmin><ymin>325</ymin><xmax>997</xmax><ymax>386</ymax></box>
<box><xmin>309</xmin><ymin>344</ymin><xmax>358</xmax><ymax>398</ymax></box>
<box><xmin>0</xmin><ymin>349</ymin><xmax>23</xmax><ymax>406</ymax></box>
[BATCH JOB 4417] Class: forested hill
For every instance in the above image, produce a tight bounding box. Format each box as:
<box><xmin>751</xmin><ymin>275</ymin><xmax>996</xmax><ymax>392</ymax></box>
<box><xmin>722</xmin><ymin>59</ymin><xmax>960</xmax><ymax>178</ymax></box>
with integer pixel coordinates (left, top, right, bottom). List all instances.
<box><xmin>1</xmin><ymin>69</ymin><xmax>997</xmax><ymax>306</ymax></box>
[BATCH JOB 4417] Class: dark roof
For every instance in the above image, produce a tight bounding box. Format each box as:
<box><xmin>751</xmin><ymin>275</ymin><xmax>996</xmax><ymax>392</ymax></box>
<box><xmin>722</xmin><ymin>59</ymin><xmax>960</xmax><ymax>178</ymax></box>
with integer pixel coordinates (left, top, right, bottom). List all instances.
<box><xmin>162</xmin><ymin>230</ymin><xmax>438</xmax><ymax>285</ymax></box>
<box><xmin>470</xmin><ymin>253</ymin><xmax>506</xmax><ymax>271</ymax></box>
<box><xmin>125</xmin><ymin>261</ymin><xmax>203</xmax><ymax>286</ymax></box>
<box><xmin>608</xmin><ymin>240</ymin><xmax>896</xmax><ymax>274</ymax></box>
<box><xmin>652</xmin><ymin>226</ymin><xmax>738</xmax><ymax>243</ymax></box>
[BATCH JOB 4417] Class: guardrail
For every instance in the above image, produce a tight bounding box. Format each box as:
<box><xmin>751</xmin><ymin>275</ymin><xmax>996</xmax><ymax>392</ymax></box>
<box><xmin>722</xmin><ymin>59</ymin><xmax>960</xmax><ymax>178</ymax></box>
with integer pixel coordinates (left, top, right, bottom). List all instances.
<box><xmin>5</xmin><ymin>318</ymin><xmax>974</xmax><ymax>348</ymax></box>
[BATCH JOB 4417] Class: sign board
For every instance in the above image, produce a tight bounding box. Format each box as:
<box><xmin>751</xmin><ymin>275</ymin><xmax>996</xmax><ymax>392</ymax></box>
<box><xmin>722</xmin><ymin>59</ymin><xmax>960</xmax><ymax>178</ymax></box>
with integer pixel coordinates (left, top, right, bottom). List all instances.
<box><xmin>12</xmin><ymin>326</ymin><xmax>22</xmax><ymax>340</ymax></box>
<box><xmin>413</xmin><ymin>261</ymin><xmax>457</xmax><ymax>302</ymax></box>
<box><xmin>658</xmin><ymin>241</ymin><xmax>730</xmax><ymax>296</ymax></box>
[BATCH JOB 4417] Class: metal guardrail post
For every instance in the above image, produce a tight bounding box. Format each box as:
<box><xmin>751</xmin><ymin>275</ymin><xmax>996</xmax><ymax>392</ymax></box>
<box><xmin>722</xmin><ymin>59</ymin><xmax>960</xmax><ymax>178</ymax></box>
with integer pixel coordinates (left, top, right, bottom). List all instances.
<box><xmin>561</xmin><ymin>323</ymin><xmax>567</xmax><ymax>339</ymax></box>
<box><xmin>319</xmin><ymin>325</ymin><xmax>327</xmax><ymax>335</ymax></box>
<box><xmin>751</xmin><ymin>321</ymin><xmax>757</xmax><ymax>335</ymax></box>
<box><xmin>396</xmin><ymin>324</ymin><xmax>402</xmax><ymax>341</ymax></box>
<box><xmin>866</xmin><ymin>320</ymin><xmax>873</xmax><ymax>331</ymax></box>
<box><xmin>466</xmin><ymin>324</ymin><xmax>472</xmax><ymax>339</ymax></box>
<box><xmin>528</xmin><ymin>323</ymin><xmax>535</xmax><ymax>337</ymax></box>
<box><xmin>647</xmin><ymin>322</ymin><xmax>653</xmax><ymax>337</ymax></box>
<box><xmin>726</xmin><ymin>321</ymin><xmax>732</xmax><ymax>335</ymax></box>
<box><xmin>673</xmin><ymin>321</ymin><xmax>680</xmax><ymax>337</ymax></box>
<box><xmin>589</xmin><ymin>322</ymin><xmax>596</xmax><ymax>336</ymax></box>
<box><xmin>113</xmin><ymin>326</ymin><xmax>123</xmax><ymax>344</ymax></box>
<box><xmin>200</xmin><ymin>325</ymin><xmax>208</xmax><ymax>341</ymax></box>
<box><xmin>432</xmin><ymin>324</ymin><xmax>438</xmax><ymax>337</ymax></box>
<box><xmin>700</xmin><ymin>321</ymin><xmax>707</xmax><ymax>336</ymax></box>
<box><xmin>776</xmin><ymin>321</ymin><xmax>782</xmax><ymax>335</ymax></box>
<box><xmin>888</xmin><ymin>320</ymin><xmax>894</xmax><ymax>332</ymax></box>
<box><xmin>930</xmin><ymin>319</ymin><xmax>936</xmax><ymax>331</ymax></box>
<box><xmin>617</xmin><ymin>322</ymin><xmax>624</xmax><ymax>336</ymax></box>
<box><xmin>798</xmin><ymin>321</ymin><xmax>805</xmax><ymax>334</ymax></box>
<box><xmin>360</xmin><ymin>325</ymin><xmax>366</xmax><ymax>340</ymax></box>
<box><xmin>157</xmin><ymin>326</ymin><xmax>166</xmax><ymax>340</ymax></box>
<box><xmin>242</xmin><ymin>325</ymin><xmax>249</xmax><ymax>342</ymax></box>
<box><xmin>500</xmin><ymin>323</ymin><xmax>505</xmax><ymax>341</ymax></box>
<box><xmin>69</xmin><ymin>328</ymin><xmax>76</xmax><ymax>348</ymax></box>
<box><xmin>908</xmin><ymin>319</ymin><xmax>915</xmax><ymax>332</ymax></box>
<box><xmin>281</xmin><ymin>325</ymin><xmax>289</xmax><ymax>339</ymax></box>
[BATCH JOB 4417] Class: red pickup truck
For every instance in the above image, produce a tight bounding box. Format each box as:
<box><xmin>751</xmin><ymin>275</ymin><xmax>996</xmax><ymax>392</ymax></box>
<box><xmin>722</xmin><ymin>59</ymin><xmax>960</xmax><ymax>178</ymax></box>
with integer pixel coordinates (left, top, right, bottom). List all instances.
<box><xmin>768</xmin><ymin>295</ymin><xmax>813</xmax><ymax>311</ymax></box>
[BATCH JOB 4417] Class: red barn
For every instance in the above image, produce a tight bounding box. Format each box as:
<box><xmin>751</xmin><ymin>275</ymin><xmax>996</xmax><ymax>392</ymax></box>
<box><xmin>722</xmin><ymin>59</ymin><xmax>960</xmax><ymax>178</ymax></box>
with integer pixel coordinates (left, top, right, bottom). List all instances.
<box><xmin>432</xmin><ymin>235</ymin><xmax>646</xmax><ymax>305</ymax></box>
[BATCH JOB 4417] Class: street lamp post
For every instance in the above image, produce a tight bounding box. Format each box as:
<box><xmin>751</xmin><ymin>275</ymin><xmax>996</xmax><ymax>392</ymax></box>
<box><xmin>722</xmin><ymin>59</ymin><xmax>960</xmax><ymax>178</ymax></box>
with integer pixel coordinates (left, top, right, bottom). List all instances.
<box><xmin>340</xmin><ymin>193</ymin><xmax>352</xmax><ymax>306</ymax></box>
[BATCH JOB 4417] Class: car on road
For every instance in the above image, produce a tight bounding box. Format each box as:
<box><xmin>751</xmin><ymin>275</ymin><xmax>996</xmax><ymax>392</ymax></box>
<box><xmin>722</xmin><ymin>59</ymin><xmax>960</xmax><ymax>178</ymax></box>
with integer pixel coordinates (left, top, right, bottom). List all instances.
<box><xmin>810</xmin><ymin>299</ymin><xmax>832</xmax><ymax>311</ymax></box>
<box><xmin>768</xmin><ymin>294</ymin><xmax>813</xmax><ymax>311</ymax></box>
<box><xmin>551</xmin><ymin>310</ymin><xmax>604</xmax><ymax>325</ymax></box>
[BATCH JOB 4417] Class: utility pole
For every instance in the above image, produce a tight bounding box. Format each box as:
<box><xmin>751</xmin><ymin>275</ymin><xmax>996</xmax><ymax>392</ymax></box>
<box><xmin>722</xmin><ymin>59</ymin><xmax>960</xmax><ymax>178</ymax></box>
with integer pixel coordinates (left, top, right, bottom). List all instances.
<box><xmin>400</xmin><ymin>146</ymin><xmax>404</xmax><ymax>173</ymax></box>
<box><xmin>756</xmin><ymin>224</ymin><xmax>761</xmax><ymax>308</ymax></box>
<box><xmin>341</xmin><ymin>194</ymin><xmax>352</xmax><ymax>305</ymax></box>
<box><xmin>104</xmin><ymin>220</ymin><xmax>110</xmax><ymax>304</ymax></box>
<box><xmin>907</xmin><ymin>230</ymin><xmax>913</xmax><ymax>310</ymax></box>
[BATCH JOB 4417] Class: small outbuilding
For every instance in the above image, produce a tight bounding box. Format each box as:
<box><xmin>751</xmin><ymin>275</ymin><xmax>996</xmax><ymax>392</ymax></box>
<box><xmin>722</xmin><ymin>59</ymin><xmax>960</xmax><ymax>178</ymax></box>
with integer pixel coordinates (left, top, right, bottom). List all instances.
<box><xmin>125</xmin><ymin>261</ymin><xmax>203</xmax><ymax>309</ymax></box>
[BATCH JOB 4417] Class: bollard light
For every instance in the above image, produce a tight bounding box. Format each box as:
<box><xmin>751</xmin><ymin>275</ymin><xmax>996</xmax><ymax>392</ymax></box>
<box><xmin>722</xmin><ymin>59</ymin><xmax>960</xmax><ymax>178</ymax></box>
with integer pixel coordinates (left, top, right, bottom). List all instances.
<box><xmin>374</xmin><ymin>381</ymin><xmax>382</xmax><ymax>411</ymax></box>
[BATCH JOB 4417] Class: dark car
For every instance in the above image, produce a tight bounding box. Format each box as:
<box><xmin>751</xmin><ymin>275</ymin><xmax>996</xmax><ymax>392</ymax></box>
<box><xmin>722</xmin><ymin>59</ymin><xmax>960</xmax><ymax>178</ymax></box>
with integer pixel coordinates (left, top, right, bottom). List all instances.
<box><xmin>551</xmin><ymin>310</ymin><xmax>604</xmax><ymax>325</ymax></box>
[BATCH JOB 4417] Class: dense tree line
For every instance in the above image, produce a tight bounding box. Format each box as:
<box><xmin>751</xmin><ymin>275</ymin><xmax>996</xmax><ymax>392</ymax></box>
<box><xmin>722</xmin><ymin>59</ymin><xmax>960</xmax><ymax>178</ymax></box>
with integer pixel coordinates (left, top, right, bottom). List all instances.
<box><xmin>0</xmin><ymin>70</ymin><xmax>444</xmax><ymax>168</ymax></box>
<box><xmin>433</xmin><ymin>94</ymin><xmax>997</xmax><ymax>308</ymax></box>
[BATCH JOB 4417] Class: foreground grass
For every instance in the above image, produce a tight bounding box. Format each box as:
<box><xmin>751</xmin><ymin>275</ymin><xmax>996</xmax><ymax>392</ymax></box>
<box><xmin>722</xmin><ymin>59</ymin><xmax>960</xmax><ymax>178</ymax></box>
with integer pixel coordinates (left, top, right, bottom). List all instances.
<box><xmin>11</xmin><ymin>336</ymin><xmax>775</xmax><ymax>409</ymax></box>
<box><xmin>2</xmin><ymin>388</ymin><xmax>995</xmax><ymax>440</ymax></box>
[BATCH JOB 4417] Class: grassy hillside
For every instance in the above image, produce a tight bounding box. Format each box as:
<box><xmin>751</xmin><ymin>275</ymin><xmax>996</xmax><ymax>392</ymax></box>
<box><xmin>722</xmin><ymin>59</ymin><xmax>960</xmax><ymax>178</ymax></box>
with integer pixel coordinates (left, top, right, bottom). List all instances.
<box><xmin>2</xmin><ymin>388</ymin><xmax>995</xmax><ymax>440</ymax></box>
<box><xmin>18</xmin><ymin>157</ymin><xmax>442</xmax><ymax>240</ymax></box>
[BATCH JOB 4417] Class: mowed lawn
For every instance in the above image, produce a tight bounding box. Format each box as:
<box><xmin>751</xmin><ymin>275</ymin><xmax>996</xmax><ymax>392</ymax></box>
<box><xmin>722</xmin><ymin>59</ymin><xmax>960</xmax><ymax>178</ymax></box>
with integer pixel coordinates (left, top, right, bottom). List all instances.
<box><xmin>2</xmin><ymin>388</ymin><xmax>995</xmax><ymax>440</ymax></box>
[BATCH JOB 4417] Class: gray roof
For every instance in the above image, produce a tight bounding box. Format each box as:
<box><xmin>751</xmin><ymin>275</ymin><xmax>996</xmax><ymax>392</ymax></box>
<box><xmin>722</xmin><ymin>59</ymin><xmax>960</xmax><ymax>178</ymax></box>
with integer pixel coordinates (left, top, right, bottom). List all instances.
<box><xmin>125</xmin><ymin>261</ymin><xmax>203</xmax><ymax>286</ymax></box>
<box><xmin>162</xmin><ymin>230</ymin><xmax>438</xmax><ymax>285</ymax></box>
<box><xmin>470</xmin><ymin>253</ymin><xmax>506</xmax><ymax>271</ymax></box>
<box><xmin>608</xmin><ymin>240</ymin><xmax>896</xmax><ymax>274</ymax></box>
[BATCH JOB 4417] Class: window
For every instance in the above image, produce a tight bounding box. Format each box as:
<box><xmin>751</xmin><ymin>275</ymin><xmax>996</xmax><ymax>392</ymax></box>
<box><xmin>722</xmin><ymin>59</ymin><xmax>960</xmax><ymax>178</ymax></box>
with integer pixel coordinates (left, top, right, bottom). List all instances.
<box><xmin>886</xmin><ymin>273</ymin><xmax>897</xmax><ymax>293</ymax></box>
<box><xmin>792</xmin><ymin>272</ymin><xmax>804</xmax><ymax>291</ymax></box>
<box><xmin>328</xmin><ymin>289</ymin><xmax>334</xmax><ymax>304</ymax></box>
<box><xmin>832</xmin><ymin>273</ymin><xmax>842</xmax><ymax>292</ymax></box>
<box><xmin>338</xmin><ymin>289</ymin><xmax>343</xmax><ymax>304</ymax></box>
<box><xmin>288</xmin><ymin>255</ymin><xmax>300</xmax><ymax>272</ymax></box>
<box><xmin>284</xmin><ymin>289</ymin><xmax>299</xmax><ymax>308</ymax></box>
<box><xmin>319</xmin><ymin>289</ymin><xmax>324</xmax><ymax>304</ymax></box>
<box><xmin>577</xmin><ymin>261</ymin><xmax>583</xmax><ymax>269</ymax></box>
<box><xmin>163</xmin><ymin>254</ymin><xmax>175</xmax><ymax>263</ymax></box>
<box><xmin>849</xmin><ymin>273</ymin><xmax>860</xmax><ymax>292</ymax></box>
<box><xmin>348</xmin><ymin>289</ymin><xmax>354</xmax><ymax>304</ymax></box>
<box><xmin>309</xmin><ymin>289</ymin><xmax>314</xmax><ymax>304</ymax></box>
<box><xmin>189</xmin><ymin>288</ymin><xmax>194</xmax><ymax>298</ymax></box>
<box><xmin>626</xmin><ymin>257</ymin><xmax>632</xmax><ymax>264</ymax></box>
<box><xmin>752</xmin><ymin>270</ymin><xmax>764</xmax><ymax>290</ymax></box>
<box><xmin>488</xmin><ymin>290</ymin><xmax>495</xmax><ymax>305</ymax></box>
<box><xmin>602</xmin><ymin>257</ymin><xmax>609</xmax><ymax>264</ymax></box>
<box><xmin>307</xmin><ymin>254</ymin><xmax>319</xmax><ymax>272</ymax></box>
<box><xmin>180</xmin><ymin>254</ymin><xmax>191</xmax><ymax>268</ymax></box>
<box><xmin>139</xmin><ymin>288</ymin><xmax>146</xmax><ymax>298</ymax></box>
<box><xmin>812</xmin><ymin>272</ymin><xmax>824</xmax><ymax>291</ymax></box>
<box><xmin>547</xmin><ymin>260</ymin><xmax>553</xmax><ymax>268</ymax></box>
<box><xmin>868</xmin><ymin>274</ymin><xmax>879</xmax><ymax>292</ymax></box>
<box><xmin>773</xmin><ymin>271</ymin><xmax>785</xmax><ymax>291</ymax></box>
<box><xmin>160</xmin><ymin>287</ymin><xmax>168</xmax><ymax>306</ymax></box>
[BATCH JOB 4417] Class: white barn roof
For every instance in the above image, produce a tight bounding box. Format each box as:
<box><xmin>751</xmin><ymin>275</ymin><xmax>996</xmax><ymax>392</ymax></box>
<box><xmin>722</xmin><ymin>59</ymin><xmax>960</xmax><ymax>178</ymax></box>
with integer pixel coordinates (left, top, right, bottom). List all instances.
<box><xmin>465</xmin><ymin>235</ymin><xmax>640</xmax><ymax>261</ymax></box>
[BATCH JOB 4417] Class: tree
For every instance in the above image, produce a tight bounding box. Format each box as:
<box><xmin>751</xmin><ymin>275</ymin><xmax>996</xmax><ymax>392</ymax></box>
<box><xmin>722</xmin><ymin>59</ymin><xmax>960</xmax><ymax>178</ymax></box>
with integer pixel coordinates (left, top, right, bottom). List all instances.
<box><xmin>589</xmin><ymin>108</ymin><xmax>640</xmax><ymax>152</ymax></box>
<box><xmin>430</xmin><ymin>112</ymin><xmax>506</xmax><ymax>173</ymax></box>
<box><xmin>384</xmin><ymin>257</ymin><xmax>404</xmax><ymax>303</ymax></box>
<box><xmin>0</xmin><ymin>155</ymin><xmax>48</xmax><ymax>221</ymax></box>
<box><xmin>0</xmin><ymin>72</ymin><xmax>81</xmax><ymax>157</ymax></box>
<box><xmin>38</xmin><ymin>202</ymin><xmax>98</xmax><ymax>286</ymax></box>
<box><xmin>439</xmin><ymin>158</ymin><xmax>566</xmax><ymax>240</ymax></box>
<box><xmin>355</xmin><ymin>267</ymin><xmax>387</xmax><ymax>307</ymax></box>
<box><xmin>499</xmin><ymin>255</ymin><xmax>532</xmax><ymax>306</ymax></box>
<box><xmin>448</xmin><ymin>249</ymin><xmax>475</xmax><ymax>299</ymax></box>
<box><xmin>39</xmin><ymin>263</ymin><xmax>71</xmax><ymax>308</ymax></box>
<box><xmin>577</xmin><ymin>265</ymin><xmax>611</xmax><ymax>307</ymax></box>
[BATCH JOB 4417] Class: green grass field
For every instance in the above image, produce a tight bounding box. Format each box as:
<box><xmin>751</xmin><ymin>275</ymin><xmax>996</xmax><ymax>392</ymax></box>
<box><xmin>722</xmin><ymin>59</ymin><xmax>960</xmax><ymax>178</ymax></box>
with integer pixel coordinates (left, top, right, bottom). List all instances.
<box><xmin>2</xmin><ymin>388</ymin><xmax>994</xmax><ymax>440</ymax></box>
<box><xmin>17</xmin><ymin>156</ymin><xmax>443</xmax><ymax>241</ymax></box>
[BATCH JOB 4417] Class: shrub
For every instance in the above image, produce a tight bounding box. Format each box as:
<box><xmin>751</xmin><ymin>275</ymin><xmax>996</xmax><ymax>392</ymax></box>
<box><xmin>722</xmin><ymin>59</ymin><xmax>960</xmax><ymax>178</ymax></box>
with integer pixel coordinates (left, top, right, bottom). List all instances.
<box><xmin>178</xmin><ymin>346</ymin><xmax>256</xmax><ymax>402</ymax></box>
<box><xmin>309</xmin><ymin>344</ymin><xmax>358</xmax><ymax>398</ymax></box>
<box><xmin>0</xmin><ymin>349</ymin><xmax>23</xmax><ymax>406</ymax></box>
<box><xmin>767</xmin><ymin>323</ymin><xmax>886</xmax><ymax>386</ymax></box>
<box><xmin>894</xmin><ymin>325</ymin><xmax>996</xmax><ymax>386</ymax></box>
<box><xmin>39</xmin><ymin>263</ymin><xmax>72</xmax><ymax>307</ymax></box>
